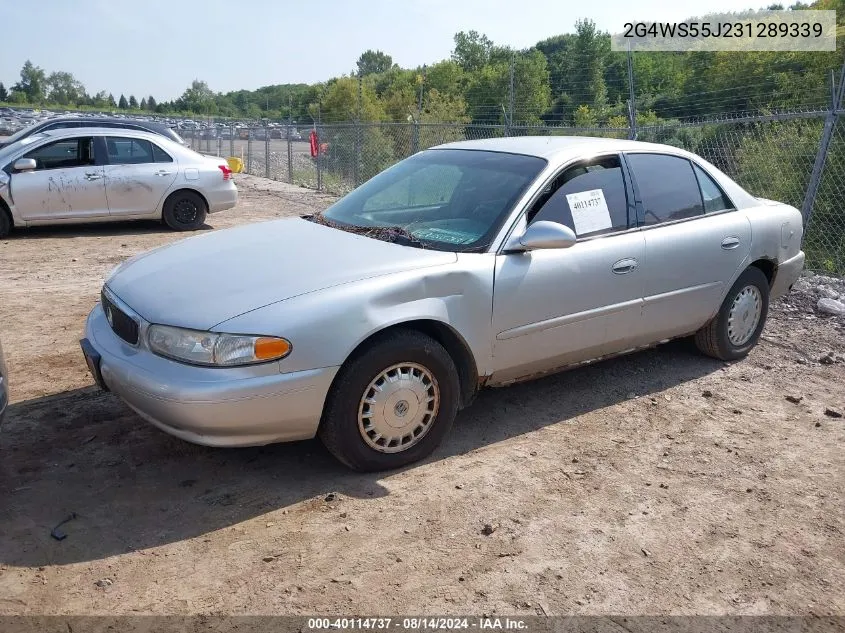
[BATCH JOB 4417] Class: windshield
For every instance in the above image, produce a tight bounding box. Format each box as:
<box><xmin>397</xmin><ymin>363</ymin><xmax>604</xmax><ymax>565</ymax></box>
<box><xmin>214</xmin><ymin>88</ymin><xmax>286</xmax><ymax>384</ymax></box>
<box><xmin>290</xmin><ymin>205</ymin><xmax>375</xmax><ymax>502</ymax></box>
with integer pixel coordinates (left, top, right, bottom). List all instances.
<box><xmin>0</xmin><ymin>132</ymin><xmax>49</xmax><ymax>165</ymax></box>
<box><xmin>319</xmin><ymin>149</ymin><xmax>546</xmax><ymax>252</ymax></box>
<box><xmin>2</xmin><ymin>122</ymin><xmax>40</xmax><ymax>146</ymax></box>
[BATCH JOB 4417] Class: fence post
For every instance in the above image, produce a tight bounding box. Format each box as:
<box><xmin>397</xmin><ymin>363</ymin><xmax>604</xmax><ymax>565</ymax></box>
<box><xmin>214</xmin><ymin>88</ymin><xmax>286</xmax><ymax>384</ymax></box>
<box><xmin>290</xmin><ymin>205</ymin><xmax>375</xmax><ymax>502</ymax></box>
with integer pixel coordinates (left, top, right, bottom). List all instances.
<box><xmin>316</xmin><ymin>125</ymin><xmax>323</xmax><ymax>192</ymax></box>
<box><xmin>802</xmin><ymin>57</ymin><xmax>845</xmax><ymax>229</ymax></box>
<box><xmin>246</xmin><ymin>131</ymin><xmax>253</xmax><ymax>175</ymax></box>
<box><xmin>265</xmin><ymin>127</ymin><xmax>270</xmax><ymax>179</ymax></box>
<box><xmin>229</xmin><ymin>126</ymin><xmax>234</xmax><ymax>158</ymax></box>
<box><xmin>507</xmin><ymin>53</ymin><xmax>515</xmax><ymax>136</ymax></box>
<box><xmin>412</xmin><ymin>65</ymin><xmax>425</xmax><ymax>154</ymax></box>
<box><xmin>627</xmin><ymin>46</ymin><xmax>637</xmax><ymax>140</ymax></box>
<box><xmin>287</xmin><ymin>125</ymin><xmax>293</xmax><ymax>184</ymax></box>
<box><xmin>354</xmin><ymin>73</ymin><xmax>363</xmax><ymax>186</ymax></box>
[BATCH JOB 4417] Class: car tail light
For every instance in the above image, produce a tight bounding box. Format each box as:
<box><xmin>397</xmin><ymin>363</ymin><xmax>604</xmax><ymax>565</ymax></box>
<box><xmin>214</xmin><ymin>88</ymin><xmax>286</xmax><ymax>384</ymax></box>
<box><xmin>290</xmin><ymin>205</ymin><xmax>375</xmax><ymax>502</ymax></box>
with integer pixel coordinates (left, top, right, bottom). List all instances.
<box><xmin>218</xmin><ymin>164</ymin><xmax>232</xmax><ymax>180</ymax></box>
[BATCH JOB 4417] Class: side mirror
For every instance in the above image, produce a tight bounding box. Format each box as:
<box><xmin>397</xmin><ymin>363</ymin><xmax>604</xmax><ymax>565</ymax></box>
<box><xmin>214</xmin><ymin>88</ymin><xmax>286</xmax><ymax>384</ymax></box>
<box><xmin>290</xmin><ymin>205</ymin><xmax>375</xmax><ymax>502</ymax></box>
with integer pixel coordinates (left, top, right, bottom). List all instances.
<box><xmin>13</xmin><ymin>158</ymin><xmax>36</xmax><ymax>173</ymax></box>
<box><xmin>508</xmin><ymin>220</ymin><xmax>577</xmax><ymax>251</ymax></box>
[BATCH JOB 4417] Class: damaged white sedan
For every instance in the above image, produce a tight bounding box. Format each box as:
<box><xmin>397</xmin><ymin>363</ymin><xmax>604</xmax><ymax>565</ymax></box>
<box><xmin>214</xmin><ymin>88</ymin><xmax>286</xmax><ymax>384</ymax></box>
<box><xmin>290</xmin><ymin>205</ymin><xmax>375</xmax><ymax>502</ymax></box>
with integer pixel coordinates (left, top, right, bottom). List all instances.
<box><xmin>0</xmin><ymin>127</ymin><xmax>237</xmax><ymax>237</ymax></box>
<box><xmin>81</xmin><ymin>137</ymin><xmax>804</xmax><ymax>471</ymax></box>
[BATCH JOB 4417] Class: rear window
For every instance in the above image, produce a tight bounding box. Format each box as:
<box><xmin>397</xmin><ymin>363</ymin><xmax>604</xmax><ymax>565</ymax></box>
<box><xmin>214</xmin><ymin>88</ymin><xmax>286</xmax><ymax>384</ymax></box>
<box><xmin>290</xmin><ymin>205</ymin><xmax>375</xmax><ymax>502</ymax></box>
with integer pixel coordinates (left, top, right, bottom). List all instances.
<box><xmin>627</xmin><ymin>153</ymin><xmax>704</xmax><ymax>225</ymax></box>
<box><xmin>106</xmin><ymin>137</ymin><xmax>155</xmax><ymax>165</ymax></box>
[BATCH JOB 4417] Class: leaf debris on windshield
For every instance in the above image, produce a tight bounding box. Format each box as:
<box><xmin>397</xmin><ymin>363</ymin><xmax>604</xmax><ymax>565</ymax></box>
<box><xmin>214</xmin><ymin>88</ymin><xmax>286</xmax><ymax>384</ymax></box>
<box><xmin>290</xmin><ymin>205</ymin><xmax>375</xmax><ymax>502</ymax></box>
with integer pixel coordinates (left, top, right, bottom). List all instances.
<box><xmin>305</xmin><ymin>213</ymin><xmax>429</xmax><ymax>248</ymax></box>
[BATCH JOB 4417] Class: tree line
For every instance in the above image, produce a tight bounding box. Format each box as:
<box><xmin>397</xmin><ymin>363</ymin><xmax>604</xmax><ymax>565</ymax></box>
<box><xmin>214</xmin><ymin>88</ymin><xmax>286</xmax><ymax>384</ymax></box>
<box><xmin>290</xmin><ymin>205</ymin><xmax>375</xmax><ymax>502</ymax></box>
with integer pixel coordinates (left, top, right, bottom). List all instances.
<box><xmin>2</xmin><ymin>0</ymin><xmax>842</xmax><ymax>127</ymax></box>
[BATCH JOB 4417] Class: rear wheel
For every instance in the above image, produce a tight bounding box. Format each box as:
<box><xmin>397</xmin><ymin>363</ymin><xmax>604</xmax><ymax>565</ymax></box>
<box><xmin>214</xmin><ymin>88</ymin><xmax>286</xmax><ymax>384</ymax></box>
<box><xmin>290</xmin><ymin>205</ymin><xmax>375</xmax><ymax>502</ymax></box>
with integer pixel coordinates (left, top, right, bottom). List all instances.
<box><xmin>695</xmin><ymin>267</ymin><xmax>770</xmax><ymax>361</ymax></box>
<box><xmin>319</xmin><ymin>330</ymin><xmax>460</xmax><ymax>472</ymax></box>
<box><xmin>162</xmin><ymin>191</ymin><xmax>207</xmax><ymax>231</ymax></box>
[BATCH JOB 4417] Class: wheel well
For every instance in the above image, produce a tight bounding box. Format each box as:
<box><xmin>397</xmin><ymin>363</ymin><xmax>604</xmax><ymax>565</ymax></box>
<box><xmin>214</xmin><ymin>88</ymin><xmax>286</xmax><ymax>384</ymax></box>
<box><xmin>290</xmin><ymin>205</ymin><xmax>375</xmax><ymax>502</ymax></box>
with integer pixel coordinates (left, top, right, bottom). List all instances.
<box><xmin>346</xmin><ymin>320</ymin><xmax>480</xmax><ymax>409</ymax></box>
<box><xmin>749</xmin><ymin>258</ymin><xmax>776</xmax><ymax>286</ymax></box>
<box><xmin>164</xmin><ymin>188</ymin><xmax>209</xmax><ymax>212</ymax></box>
<box><xmin>0</xmin><ymin>198</ymin><xmax>12</xmax><ymax>231</ymax></box>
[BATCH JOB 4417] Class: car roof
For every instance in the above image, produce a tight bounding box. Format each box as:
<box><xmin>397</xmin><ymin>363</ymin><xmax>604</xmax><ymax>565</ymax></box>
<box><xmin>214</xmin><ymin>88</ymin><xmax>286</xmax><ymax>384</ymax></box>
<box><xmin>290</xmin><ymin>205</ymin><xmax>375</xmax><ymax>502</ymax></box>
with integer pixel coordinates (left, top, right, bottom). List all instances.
<box><xmin>39</xmin><ymin>126</ymin><xmax>179</xmax><ymax>143</ymax></box>
<box><xmin>432</xmin><ymin>136</ymin><xmax>692</xmax><ymax>162</ymax></box>
<box><xmin>41</xmin><ymin>116</ymin><xmax>172</xmax><ymax>131</ymax></box>
<box><xmin>431</xmin><ymin>135</ymin><xmax>760</xmax><ymax>209</ymax></box>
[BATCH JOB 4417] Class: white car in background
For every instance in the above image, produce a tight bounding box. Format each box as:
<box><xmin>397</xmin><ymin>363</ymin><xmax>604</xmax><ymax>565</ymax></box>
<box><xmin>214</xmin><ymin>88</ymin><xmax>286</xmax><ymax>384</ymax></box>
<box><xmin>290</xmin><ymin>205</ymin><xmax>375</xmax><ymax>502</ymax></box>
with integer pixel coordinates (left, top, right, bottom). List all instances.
<box><xmin>0</xmin><ymin>127</ymin><xmax>238</xmax><ymax>237</ymax></box>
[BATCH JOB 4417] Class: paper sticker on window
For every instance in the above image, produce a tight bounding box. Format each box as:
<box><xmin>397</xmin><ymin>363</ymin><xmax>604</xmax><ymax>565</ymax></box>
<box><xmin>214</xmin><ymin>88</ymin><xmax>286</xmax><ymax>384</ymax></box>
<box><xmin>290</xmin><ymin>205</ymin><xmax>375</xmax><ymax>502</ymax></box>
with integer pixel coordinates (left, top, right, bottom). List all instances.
<box><xmin>565</xmin><ymin>188</ymin><xmax>613</xmax><ymax>235</ymax></box>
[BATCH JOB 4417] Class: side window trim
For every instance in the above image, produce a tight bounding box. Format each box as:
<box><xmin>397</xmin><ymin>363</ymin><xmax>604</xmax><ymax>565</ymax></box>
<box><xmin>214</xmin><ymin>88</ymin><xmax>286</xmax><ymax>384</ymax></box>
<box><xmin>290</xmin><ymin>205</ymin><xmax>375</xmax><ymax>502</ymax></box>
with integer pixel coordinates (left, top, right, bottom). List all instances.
<box><xmin>23</xmin><ymin>137</ymin><xmax>95</xmax><ymax>171</ymax></box>
<box><xmin>623</xmin><ymin>150</ymin><xmax>717</xmax><ymax>230</ymax></box>
<box><xmin>150</xmin><ymin>141</ymin><xmax>174</xmax><ymax>163</ymax></box>
<box><xmin>497</xmin><ymin>152</ymin><xmax>639</xmax><ymax>253</ymax></box>
<box><xmin>525</xmin><ymin>152</ymin><xmax>635</xmax><ymax>237</ymax></box>
<box><xmin>690</xmin><ymin>160</ymin><xmax>736</xmax><ymax>212</ymax></box>
<box><xmin>104</xmin><ymin>136</ymin><xmax>156</xmax><ymax>166</ymax></box>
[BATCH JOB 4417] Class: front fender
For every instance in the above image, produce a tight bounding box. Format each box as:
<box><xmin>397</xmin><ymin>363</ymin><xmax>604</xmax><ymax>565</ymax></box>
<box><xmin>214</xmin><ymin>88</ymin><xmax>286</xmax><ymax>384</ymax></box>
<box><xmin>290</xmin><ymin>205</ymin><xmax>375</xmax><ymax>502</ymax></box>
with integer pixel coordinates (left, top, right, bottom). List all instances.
<box><xmin>213</xmin><ymin>253</ymin><xmax>497</xmax><ymax>377</ymax></box>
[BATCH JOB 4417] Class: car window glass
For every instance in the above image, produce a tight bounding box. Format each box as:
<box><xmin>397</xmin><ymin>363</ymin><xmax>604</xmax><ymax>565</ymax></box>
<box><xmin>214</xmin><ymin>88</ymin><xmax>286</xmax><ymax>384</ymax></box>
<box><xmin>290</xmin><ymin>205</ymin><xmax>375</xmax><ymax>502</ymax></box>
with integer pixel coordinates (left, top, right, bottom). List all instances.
<box><xmin>363</xmin><ymin>164</ymin><xmax>463</xmax><ymax>212</ymax></box>
<box><xmin>528</xmin><ymin>155</ymin><xmax>629</xmax><ymax>238</ymax></box>
<box><xmin>151</xmin><ymin>143</ymin><xmax>173</xmax><ymax>163</ymax></box>
<box><xmin>627</xmin><ymin>153</ymin><xmax>703</xmax><ymax>225</ymax></box>
<box><xmin>693</xmin><ymin>163</ymin><xmax>732</xmax><ymax>213</ymax></box>
<box><xmin>321</xmin><ymin>149</ymin><xmax>545</xmax><ymax>251</ymax></box>
<box><xmin>106</xmin><ymin>137</ymin><xmax>154</xmax><ymax>165</ymax></box>
<box><xmin>24</xmin><ymin>137</ymin><xmax>95</xmax><ymax>170</ymax></box>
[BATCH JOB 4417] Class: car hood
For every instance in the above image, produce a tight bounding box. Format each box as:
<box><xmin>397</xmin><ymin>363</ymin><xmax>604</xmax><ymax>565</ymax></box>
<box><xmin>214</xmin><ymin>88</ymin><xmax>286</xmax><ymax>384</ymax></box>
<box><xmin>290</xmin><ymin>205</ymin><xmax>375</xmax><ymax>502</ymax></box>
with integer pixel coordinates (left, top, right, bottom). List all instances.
<box><xmin>106</xmin><ymin>217</ymin><xmax>457</xmax><ymax>330</ymax></box>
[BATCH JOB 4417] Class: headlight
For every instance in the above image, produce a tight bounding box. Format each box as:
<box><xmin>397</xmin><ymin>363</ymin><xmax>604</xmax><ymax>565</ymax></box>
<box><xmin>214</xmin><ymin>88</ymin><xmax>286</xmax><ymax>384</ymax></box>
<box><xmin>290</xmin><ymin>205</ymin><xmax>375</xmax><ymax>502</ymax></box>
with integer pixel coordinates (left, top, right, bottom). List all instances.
<box><xmin>147</xmin><ymin>324</ymin><xmax>291</xmax><ymax>367</ymax></box>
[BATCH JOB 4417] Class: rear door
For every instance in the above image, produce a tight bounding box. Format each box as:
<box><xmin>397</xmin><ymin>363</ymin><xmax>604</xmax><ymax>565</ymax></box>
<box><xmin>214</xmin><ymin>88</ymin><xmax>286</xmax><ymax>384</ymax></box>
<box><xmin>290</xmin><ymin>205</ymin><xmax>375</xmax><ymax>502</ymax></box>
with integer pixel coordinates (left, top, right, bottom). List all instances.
<box><xmin>10</xmin><ymin>136</ymin><xmax>108</xmax><ymax>220</ymax></box>
<box><xmin>625</xmin><ymin>152</ymin><xmax>752</xmax><ymax>340</ymax></box>
<box><xmin>103</xmin><ymin>136</ymin><xmax>178</xmax><ymax>216</ymax></box>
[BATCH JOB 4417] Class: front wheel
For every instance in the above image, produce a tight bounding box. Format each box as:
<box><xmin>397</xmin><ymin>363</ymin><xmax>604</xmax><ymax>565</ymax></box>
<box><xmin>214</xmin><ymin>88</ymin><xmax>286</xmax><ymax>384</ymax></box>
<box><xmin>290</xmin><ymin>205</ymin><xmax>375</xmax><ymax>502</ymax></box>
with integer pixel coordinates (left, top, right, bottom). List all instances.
<box><xmin>318</xmin><ymin>330</ymin><xmax>460</xmax><ymax>472</ymax></box>
<box><xmin>695</xmin><ymin>266</ymin><xmax>770</xmax><ymax>361</ymax></box>
<box><xmin>162</xmin><ymin>191</ymin><xmax>207</xmax><ymax>231</ymax></box>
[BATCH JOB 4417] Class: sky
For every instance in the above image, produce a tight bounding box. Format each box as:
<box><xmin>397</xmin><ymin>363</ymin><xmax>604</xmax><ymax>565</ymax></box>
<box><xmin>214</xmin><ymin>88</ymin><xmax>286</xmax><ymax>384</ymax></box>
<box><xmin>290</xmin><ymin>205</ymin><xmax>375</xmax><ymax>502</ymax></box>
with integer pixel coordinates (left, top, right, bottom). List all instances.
<box><xmin>1</xmin><ymin>0</ymin><xmax>766</xmax><ymax>102</ymax></box>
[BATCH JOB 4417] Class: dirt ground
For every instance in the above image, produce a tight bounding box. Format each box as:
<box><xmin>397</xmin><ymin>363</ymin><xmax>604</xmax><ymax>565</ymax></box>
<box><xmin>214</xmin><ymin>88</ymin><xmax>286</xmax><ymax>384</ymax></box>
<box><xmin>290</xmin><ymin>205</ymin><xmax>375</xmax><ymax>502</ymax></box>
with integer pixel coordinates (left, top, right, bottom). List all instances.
<box><xmin>0</xmin><ymin>174</ymin><xmax>843</xmax><ymax>616</ymax></box>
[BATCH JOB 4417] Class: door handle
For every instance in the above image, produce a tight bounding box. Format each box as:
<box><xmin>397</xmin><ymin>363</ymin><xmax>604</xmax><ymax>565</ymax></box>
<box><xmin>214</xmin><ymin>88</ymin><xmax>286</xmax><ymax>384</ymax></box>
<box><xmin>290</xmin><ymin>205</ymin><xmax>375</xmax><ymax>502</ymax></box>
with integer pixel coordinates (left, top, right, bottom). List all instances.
<box><xmin>153</xmin><ymin>170</ymin><xmax>173</xmax><ymax>176</ymax></box>
<box><xmin>612</xmin><ymin>258</ymin><xmax>638</xmax><ymax>274</ymax></box>
<box><xmin>721</xmin><ymin>237</ymin><xmax>740</xmax><ymax>250</ymax></box>
<box><xmin>84</xmin><ymin>173</ymin><xmax>102</xmax><ymax>181</ymax></box>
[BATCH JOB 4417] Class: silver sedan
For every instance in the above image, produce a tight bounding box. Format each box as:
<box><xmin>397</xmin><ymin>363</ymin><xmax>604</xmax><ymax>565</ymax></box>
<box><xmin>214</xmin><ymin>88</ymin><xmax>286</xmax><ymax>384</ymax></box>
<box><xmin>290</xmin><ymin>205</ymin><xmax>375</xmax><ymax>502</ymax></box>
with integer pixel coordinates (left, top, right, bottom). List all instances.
<box><xmin>81</xmin><ymin>136</ymin><xmax>805</xmax><ymax>471</ymax></box>
<box><xmin>0</xmin><ymin>127</ymin><xmax>237</xmax><ymax>237</ymax></box>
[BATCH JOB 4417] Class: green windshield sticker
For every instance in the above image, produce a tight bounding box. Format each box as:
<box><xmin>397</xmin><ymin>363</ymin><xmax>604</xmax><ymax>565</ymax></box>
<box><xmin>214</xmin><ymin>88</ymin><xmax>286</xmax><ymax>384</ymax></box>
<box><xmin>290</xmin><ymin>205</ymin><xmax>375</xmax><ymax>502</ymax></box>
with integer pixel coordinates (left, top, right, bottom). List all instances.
<box><xmin>412</xmin><ymin>227</ymin><xmax>480</xmax><ymax>245</ymax></box>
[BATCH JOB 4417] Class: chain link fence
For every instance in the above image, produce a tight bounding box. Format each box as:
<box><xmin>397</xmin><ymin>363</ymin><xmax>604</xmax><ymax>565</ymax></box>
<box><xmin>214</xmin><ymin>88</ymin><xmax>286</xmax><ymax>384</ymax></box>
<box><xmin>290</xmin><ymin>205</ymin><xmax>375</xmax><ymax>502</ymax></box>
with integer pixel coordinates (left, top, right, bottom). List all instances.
<box><xmin>181</xmin><ymin>108</ymin><xmax>844</xmax><ymax>274</ymax></box>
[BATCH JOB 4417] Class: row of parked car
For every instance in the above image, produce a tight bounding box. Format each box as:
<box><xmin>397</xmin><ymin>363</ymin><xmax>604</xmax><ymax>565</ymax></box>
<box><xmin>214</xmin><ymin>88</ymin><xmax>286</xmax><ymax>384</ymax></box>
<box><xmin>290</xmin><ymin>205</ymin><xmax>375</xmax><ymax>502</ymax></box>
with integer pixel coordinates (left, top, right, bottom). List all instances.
<box><xmin>1</xmin><ymin>112</ymin><xmax>808</xmax><ymax>474</ymax></box>
<box><xmin>0</xmin><ymin>107</ymin><xmax>304</xmax><ymax>143</ymax></box>
<box><xmin>0</xmin><ymin>116</ymin><xmax>239</xmax><ymax>237</ymax></box>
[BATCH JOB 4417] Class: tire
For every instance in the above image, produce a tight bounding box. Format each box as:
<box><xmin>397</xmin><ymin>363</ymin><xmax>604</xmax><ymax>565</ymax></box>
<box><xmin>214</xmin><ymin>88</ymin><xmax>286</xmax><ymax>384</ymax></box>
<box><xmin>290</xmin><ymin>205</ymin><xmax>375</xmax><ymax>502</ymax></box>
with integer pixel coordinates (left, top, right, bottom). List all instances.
<box><xmin>162</xmin><ymin>191</ymin><xmax>207</xmax><ymax>231</ymax></box>
<box><xmin>695</xmin><ymin>266</ymin><xmax>770</xmax><ymax>361</ymax></box>
<box><xmin>0</xmin><ymin>207</ymin><xmax>11</xmax><ymax>238</ymax></box>
<box><xmin>319</xmin><ymin>330</ymin><xmax>461</xmax><ymax>472</ymax></box>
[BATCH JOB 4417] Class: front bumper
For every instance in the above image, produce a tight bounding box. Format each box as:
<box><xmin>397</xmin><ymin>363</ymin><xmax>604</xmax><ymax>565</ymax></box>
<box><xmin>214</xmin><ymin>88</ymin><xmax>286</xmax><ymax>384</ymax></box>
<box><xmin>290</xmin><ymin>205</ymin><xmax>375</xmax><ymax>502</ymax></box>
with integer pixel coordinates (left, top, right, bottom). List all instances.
<box><xmin>83</xmin><ymin>303</ymin><xmax>338</xmax><ymax>447</ymax></box>
<box><xmin>771</xmin><ymin>250</ymin><xmax>805</xmax><ymax>300</ymax></box>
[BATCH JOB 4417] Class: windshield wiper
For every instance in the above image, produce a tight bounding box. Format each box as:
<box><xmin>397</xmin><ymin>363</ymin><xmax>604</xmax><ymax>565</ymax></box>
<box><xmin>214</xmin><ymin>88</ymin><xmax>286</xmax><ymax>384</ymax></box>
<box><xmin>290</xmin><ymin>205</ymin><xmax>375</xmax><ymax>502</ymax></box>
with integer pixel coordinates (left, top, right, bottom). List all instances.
<box><xmin>305</xmin><ymin>214</ymin><xmax>428</xmax><ymax>248</ymax></box>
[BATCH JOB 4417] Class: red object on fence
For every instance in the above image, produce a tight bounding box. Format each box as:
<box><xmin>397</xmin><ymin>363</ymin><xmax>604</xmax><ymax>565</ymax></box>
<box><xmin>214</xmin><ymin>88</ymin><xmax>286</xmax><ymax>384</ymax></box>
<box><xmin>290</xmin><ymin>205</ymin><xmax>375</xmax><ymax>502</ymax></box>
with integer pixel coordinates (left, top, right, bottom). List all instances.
<box><xmin>309</xmin><ymin>129</ymin><xmax>318</xmax><ymax>158</ymax></box>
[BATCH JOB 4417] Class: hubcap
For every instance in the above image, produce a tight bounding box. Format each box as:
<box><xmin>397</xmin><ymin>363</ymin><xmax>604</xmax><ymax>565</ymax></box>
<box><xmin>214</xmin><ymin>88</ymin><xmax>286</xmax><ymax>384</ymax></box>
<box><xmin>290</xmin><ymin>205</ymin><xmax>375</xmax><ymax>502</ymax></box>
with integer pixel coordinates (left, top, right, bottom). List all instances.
<box><xmin>174</xmin><ymin>198</ymin><xmax>199</xmax><ymax>224</ymax></box>
<box><xmin>358</xmin><ymin>362</ymin><xmax>440</xmax><ymax>454</ymax></box>
<box><xmin>727</xmin><ymin>285</ymin><xmax>762</xmax><ymax>346</ymax></box>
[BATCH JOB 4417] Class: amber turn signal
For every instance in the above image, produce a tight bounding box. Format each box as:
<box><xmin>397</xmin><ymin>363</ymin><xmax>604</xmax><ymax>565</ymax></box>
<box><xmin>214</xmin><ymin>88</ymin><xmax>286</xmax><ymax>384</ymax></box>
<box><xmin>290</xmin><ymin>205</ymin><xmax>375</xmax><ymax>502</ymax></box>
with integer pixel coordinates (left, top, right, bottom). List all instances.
<box><xmin>254</xmin><ymin>337</ymin><xmax>291</xmax><ymax>360</ymax></box>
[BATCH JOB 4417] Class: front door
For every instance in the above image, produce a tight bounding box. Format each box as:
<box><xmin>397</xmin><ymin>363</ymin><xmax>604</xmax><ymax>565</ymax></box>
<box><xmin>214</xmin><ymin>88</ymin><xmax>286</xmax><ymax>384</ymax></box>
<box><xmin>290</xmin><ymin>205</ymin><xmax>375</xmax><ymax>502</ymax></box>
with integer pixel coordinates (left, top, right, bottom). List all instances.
<box><xmin>103</xmin><ymin>136</ymin><xmax>178</xmax><ymax>216</ymax></box>
<box><xmin>491</xmin><ymin>154</ymin><xmax>646</xmax><ymax>383</ymax></box>
<box><xmin>11</xmin><ymin>136</ymin><xmax>108</xmax><ymax>221</ymax></box>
